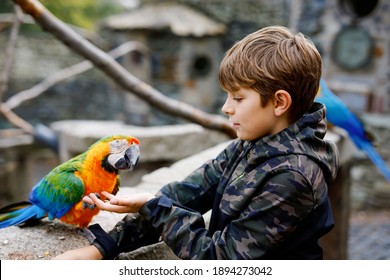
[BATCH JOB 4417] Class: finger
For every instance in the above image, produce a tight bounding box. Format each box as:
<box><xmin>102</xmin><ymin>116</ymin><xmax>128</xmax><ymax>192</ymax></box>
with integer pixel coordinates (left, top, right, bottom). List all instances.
<box><xmin>89</xmin><ymin>193</ymin><xmax>106</xmax><ymax>207</ymax></box>
<box><xmin>82</xmin><ymin>196</ymin><xmax>94</xmax><ymax>204</ymax></box>
<box><xmin>101</xmin><ymin>191</ymin><xmax>115</xmax><ymax>199</ymax></box>
<box><xmin>108</xmin><ymin>197</ymin><xmax>120</xmax><ymax>205</ymax></box>
<box><xmin>89</xmin><ymin>193</ymin><xmax>126</xmax><ymax>212</ymax></box>
<box><xmin>100</xmin><ymin>191</ymin><xmax>120</xmax><ymax>205</ymax></box>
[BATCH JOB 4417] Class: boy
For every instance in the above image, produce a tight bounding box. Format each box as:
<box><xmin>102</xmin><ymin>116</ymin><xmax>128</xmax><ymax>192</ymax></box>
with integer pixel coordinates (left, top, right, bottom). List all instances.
<box><xmin>54</xmin><ymin>25</ymin><xmax>339</xmax><ymax>260</ymax></box>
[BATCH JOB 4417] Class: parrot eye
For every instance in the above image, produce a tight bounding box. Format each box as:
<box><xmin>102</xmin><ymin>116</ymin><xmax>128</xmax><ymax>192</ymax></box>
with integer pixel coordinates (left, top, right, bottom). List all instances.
<box><xmin>110</xmin><ymin>139</ymin><xmax>127</xmax><ymax>153</ymax></box>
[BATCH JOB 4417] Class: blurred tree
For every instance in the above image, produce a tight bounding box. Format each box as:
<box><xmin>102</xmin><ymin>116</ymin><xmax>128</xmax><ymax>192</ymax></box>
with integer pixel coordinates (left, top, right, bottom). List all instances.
<box><xmin>0</xmin><ymin>0</ymin><xmax>14</xmax><ymax>13</ymax></box>
<box><xmin>40</xmin><ymin>0</ymin><xmax>121</xmax><ymax>30</ymax></box>
<box><xmin>0</xmin><ymin>0</ymin><xmax>122</xmax><ymax>30</ymax></box>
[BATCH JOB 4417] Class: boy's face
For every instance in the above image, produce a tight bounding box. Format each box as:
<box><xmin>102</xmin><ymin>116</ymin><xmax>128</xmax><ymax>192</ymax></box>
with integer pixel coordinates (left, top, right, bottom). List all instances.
<box><xmin>222</xmin><ymin>87</ymin><xmax>282</xmax><ymax>141</ymax></box>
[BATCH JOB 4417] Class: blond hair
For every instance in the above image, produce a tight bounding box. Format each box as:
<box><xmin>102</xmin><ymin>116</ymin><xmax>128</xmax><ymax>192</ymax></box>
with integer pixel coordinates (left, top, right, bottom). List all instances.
<box><xmin>219</xmin><ymin>25</ymin><xmax>322</xmax><ymax>123</ymax></box>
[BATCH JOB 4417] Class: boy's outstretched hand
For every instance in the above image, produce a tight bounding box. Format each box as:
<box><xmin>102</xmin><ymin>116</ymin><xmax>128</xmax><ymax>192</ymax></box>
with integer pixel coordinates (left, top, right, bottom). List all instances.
<box><xmin>83</xmin><ymin>191</ymin><xmax>155</xmax><ymax>213</ymax></box>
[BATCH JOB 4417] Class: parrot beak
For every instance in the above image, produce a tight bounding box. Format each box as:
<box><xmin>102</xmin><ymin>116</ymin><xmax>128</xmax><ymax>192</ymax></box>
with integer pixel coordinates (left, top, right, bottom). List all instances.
<box><xmin>114</xmin><ymin>144</ymin><xmax>140</xmax><ymax>170</ymax></box>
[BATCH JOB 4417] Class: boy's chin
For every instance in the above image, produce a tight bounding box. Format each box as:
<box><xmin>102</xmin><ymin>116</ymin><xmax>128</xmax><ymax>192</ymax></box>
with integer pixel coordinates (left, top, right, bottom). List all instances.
<box><xmin>237</xmin><ymin>134</ymin><xmax>254</xmax><ymax>141</ymax></box>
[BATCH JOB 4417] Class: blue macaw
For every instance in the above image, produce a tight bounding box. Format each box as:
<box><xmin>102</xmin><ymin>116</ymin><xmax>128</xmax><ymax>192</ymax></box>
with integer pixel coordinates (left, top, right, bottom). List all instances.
<box><xmin>316</xmin><ymin>79</ymin><xmax>390</xmax><ymax>182</ymax></box>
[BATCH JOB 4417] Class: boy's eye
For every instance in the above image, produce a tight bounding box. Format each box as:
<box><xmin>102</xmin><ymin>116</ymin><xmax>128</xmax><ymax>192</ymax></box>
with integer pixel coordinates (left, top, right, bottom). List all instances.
<box><xmin>233</xmin><ymin>97</ymin><xmax>243</xmax><ymax>102</ymax></box>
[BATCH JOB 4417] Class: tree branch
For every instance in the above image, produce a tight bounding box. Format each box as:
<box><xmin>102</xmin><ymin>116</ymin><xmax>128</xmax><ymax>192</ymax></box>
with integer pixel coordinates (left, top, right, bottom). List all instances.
<box><xmin>0</xmin><ymin>5</ymin><xmax>23</xmax><ymax>101</ymax></box>
<box><xmin>13</xmin><ymin>0</ymin><xmax>236</xmax><ymax>138</ymax></box>
<box><xmin>0</xmin><ymin>104</ymin><xmax>34</xmax><ymax>134</ymax></box>
<box><xmin>0</xmin><ymin>4</ymin><xmax>34</xmax><ymax>134</ymax></box>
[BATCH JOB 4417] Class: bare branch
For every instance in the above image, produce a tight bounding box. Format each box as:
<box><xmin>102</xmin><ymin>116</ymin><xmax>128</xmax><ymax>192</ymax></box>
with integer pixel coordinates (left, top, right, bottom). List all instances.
<box><xmin>13</xmin><ymin>0</ymin><xmax>236</xmax><ymax>138</ymax></box>
<box><xmin>5</xmin><ymin>41</ymin><xmax>149</xmax><ymax>109</ymax></box>
<box><xmin>0</xmin><ymin>4</ymin><xmax>35</xmax><ymax>134</ymax></box>
<box><xmin>0</xmin><ymin>104</ymin><xmax>34</xmax><ymax>134</ymax></box>
<box><xmin>0</xmin><ymin>5</ymin><xmax>23</xmax><ymax>100</ymax></box>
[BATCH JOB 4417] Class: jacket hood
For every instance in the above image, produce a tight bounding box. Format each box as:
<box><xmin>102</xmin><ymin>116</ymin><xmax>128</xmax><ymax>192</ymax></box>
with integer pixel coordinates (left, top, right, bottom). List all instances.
<box><xmin>246</xmin><ymin>102</ymin><xmax>339</xmax><ymax>182</ymax></box>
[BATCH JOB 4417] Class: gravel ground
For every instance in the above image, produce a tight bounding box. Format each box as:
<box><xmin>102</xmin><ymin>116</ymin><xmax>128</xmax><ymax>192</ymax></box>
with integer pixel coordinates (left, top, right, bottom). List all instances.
<box><xmin>348</xmin><ymin>208</ymin><xmax>390</xmax><ymax>260</ymax></box>
<box><xmin>0</xmin><ymin>222</ymin><xmax>90</xmax><ymax>260</ymax></box>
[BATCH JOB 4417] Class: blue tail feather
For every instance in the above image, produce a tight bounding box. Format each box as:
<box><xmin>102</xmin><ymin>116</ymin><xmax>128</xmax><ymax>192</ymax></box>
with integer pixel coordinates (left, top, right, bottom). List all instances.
<box><xmin>0</xmin><ymin>204</ymin><xmax>47</xmax><ymax>229</ymax></box>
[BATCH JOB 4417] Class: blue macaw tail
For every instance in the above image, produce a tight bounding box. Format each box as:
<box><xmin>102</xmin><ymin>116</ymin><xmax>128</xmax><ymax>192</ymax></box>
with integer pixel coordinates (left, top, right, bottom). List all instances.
<box><xmin>0</xmin><ymin>202</ymin><xmax>47</xmax><ymax>229</ymax></box>
<box><xmin>351</xmin><ymin>135</ymin><xmax>390</xmax><ymax>182</ymax></box>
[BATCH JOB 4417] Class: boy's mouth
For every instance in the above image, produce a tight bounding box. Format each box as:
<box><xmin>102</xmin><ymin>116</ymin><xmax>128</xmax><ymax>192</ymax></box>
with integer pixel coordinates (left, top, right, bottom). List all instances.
<box><xmin>231</xmin><ymin>121</ymin><xmax>240</xmax><ymax>128</ymax></box>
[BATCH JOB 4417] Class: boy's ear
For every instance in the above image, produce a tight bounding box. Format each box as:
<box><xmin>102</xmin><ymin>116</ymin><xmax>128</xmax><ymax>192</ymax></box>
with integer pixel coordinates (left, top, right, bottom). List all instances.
<box><xmin>273</xmin><ymin>90</ymin><xmax>292</xmax><ymax>117</ymax></box>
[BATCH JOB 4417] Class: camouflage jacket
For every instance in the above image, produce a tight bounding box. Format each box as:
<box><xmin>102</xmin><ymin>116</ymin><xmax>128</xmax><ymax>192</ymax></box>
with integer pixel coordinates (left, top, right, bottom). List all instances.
<box><xmin>90</xmin><ymin>102</ymin><xmax>339</xmax><ymax>259</ymax></box>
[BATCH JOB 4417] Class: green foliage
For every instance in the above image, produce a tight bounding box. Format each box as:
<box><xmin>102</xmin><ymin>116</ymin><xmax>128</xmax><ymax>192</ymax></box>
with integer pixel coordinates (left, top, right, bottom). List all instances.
<box><xmin>39</xmin><ymin>0</ymin><xmax>122</xmax><ymax>30</ymax></box>
<box><xmin>0</xmin><ymin>0</ymin><xmax>14</xmax><ymax>13</ymax></box>
<box><xmin>0</xmin><ymin>0</ymin><xmax>121</xmax><ymax>30</ymax></box>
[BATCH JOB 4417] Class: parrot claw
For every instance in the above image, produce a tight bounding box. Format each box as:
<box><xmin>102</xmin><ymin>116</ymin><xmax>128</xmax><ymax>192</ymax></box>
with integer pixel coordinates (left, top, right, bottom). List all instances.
<box><xmin>82</xmin><ymin>201</ymin><xmax>96</xmax><ymax>210</ymax></box>
<box><xmin>81</xmin><ymin>193</ymin><xmax>102</xmax><ymax>210</ymax></box>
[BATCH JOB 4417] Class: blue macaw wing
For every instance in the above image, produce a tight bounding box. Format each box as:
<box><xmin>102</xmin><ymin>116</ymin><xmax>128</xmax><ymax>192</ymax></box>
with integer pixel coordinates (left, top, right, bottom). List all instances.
<box><xmin>29</xmin><ymin>157</ymin><xmax>85</xmax><ymax>220</ymax></box>
<box><xmin>316</xmin><ymin>79</ymin><xmax>366</xmax><ymax>140</ymax></box>
<box><xmin>317</xmin><ymin>79</ymin><xmax>390</xmax><ymax>182</ymax></box>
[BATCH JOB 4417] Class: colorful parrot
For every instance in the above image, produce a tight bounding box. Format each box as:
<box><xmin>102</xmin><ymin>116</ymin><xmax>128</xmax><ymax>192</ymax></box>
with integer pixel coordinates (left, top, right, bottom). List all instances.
<box><xmin>316</xmin><ymin>79</ymin><xmax>390</xmax><ymax>182</ymax></box>
<box><xmin>0</xmin><ymin>135</ymin><xmax>140</xmax><ymax>228</ymax></box>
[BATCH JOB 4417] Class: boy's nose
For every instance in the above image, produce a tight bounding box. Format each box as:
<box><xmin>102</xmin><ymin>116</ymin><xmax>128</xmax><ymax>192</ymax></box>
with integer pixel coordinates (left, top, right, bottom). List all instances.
<box><xmin>222</xmin><ymin>100</ymin><xmax>233</xmax><ymax>115</ymax></box>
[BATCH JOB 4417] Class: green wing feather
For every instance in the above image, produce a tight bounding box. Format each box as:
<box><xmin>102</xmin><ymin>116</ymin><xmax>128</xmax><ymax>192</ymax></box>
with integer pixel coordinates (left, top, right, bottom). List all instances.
<box><xmin>30</xmin><ymin>153</ymin><xmax>86</xmax><ymax>219</ymax></box>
